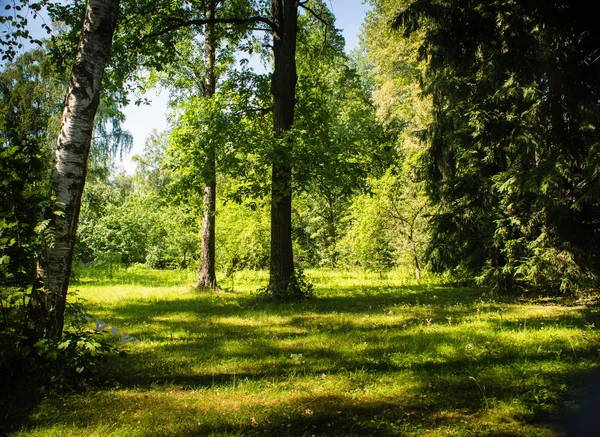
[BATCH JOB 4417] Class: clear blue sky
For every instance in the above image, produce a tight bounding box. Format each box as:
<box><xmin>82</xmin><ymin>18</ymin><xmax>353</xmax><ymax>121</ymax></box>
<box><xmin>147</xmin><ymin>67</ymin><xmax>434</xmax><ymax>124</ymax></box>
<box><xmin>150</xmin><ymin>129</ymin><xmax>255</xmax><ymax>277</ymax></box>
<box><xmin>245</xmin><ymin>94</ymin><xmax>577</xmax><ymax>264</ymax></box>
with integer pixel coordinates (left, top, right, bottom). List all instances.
<box><xmin>120</xmin><ymin>0</ymin><xmax>371</xmax><ymax>173</ymax></box>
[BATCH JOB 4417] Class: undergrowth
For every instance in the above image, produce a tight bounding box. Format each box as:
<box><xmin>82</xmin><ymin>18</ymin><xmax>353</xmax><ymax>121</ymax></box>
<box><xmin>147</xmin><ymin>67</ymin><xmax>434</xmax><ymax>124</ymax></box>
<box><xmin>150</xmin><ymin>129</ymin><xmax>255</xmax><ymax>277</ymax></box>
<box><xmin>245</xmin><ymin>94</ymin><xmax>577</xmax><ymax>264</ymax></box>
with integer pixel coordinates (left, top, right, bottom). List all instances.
<box><xmin>0</xmin><ymin>288</ymin><xmax>122</xmax><ymax>393</ymax></box>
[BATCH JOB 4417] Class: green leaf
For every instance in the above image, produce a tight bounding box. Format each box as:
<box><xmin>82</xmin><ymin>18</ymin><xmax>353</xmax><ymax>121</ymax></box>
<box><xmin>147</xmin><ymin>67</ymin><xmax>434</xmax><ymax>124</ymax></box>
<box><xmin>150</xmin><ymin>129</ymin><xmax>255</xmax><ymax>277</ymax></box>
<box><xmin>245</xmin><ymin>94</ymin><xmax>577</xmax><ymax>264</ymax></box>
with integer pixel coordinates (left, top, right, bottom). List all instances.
<box><xmin>58</xmin><ymin>340</ymin><xmax>71</xmax><ymax>350</ymax></box>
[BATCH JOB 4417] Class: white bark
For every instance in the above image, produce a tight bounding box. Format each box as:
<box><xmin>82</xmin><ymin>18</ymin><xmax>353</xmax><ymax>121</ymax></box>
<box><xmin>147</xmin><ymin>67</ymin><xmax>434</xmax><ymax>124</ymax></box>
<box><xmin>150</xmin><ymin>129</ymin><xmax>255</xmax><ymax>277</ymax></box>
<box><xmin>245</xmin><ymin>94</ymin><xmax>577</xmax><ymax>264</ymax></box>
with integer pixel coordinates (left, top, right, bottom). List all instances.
<box><xmin>31</xmin><ymin>0</ymin><xmax>120</xmax><ymax>338</ymax></box>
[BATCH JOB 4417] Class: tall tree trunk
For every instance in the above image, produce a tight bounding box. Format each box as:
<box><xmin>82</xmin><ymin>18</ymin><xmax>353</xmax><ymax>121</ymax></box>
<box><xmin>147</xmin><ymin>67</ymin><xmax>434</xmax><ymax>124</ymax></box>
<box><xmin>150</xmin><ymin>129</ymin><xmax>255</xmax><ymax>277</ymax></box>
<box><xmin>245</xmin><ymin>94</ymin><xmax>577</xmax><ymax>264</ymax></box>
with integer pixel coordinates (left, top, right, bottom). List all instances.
<box><xmin>28</xmin><ymin>0</ymin><xmax>120</xmax><ymax>339</ymax></box>
<box><xmin>196</xmin><ymin>1</ymin><xmax>218</xmax><ymax>291</ymax></box>
<box><xmin>268</xmin><ymin>0</ymin><xmax>298</xmax><ymax>298</ymax></box>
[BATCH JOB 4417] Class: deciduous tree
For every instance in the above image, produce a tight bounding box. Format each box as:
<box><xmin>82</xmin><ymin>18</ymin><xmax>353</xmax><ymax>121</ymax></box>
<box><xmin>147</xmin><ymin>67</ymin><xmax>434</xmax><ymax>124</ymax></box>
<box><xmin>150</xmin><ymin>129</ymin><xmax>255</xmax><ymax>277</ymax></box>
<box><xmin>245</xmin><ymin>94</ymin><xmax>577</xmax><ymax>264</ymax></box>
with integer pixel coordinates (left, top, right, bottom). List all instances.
<box><xmin>29</xmin><ymin>0</ymin><xmax>120</xmax><ymax>338</ymax></box>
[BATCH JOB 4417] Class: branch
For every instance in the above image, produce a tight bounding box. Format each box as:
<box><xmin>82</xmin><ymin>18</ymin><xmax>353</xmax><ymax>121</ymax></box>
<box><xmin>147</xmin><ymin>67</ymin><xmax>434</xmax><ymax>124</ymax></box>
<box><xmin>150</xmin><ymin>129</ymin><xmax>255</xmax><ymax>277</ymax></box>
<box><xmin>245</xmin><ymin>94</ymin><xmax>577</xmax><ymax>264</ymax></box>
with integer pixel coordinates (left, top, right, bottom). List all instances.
<box><xmin>232</xmin><ymin>106</ymin><xmax>273</xmax><ymax>117</ymax></box>
<box><xmin>580</xmin><ymin>47</ymin><xmax>600</xmax><ymax>66</ymax></box>
<box><xmin>299</xmin><ymin>2</ymin><xmax>333</xmax><ymax>28</ymax></box>
<box><xmin>409</xmin><ymin>203</ymin><xmax>427</xmax><ymax>229</ymax></box>
<box><xmin>250</xmin><ymin>106</ymin><xmax>272</xmax><ymax>116</ymax></box>
<box><xmin>141</xmin><ymin>16</ymin><xmax>278</xmax><ymax>41</ymax></box>
<box><xmin>242</xmin><ymin>27</ymin><xmax>273</xmax><ymax>33</ymax></box>
<box><xmin>389</xmin><ymin>208</ymin><xmax>412</xmax><ymax>228</ymax></box>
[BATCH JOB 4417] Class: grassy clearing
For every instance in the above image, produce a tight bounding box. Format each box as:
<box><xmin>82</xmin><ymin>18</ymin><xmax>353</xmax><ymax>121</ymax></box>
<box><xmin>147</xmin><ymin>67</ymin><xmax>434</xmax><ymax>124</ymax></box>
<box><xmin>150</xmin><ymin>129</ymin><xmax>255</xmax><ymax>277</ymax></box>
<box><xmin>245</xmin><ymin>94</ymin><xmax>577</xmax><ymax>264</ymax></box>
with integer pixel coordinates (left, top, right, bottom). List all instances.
<box><xmin>4</xmin><ymin>267</ymin><xmax>600</xmax><ymax>436</ymax></box>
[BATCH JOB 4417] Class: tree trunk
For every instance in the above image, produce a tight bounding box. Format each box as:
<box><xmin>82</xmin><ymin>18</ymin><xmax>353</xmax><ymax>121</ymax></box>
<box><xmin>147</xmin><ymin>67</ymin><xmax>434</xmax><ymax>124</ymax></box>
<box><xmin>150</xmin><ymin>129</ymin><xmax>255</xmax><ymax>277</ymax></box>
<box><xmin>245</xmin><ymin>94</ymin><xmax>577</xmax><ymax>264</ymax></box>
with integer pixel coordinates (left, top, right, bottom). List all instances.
<box><xmin>410</xmin><ymin>238</ymin><xmax>421</xmax><ymax>280</ymax></box>
<box><xmin>196</xmin><ymin>1</ymin><xmax>218</xmax><ymax>291</ymax></box>
<box><xmin>268</xmin><ymin>0</ymin><xmax>299</xmax><ymax>298</ymax></box>
<box><xmin>326</xmin><ymin>196</ymin><xmax>337</xmax><ymax>268</ymax></box>
<box><xmin>28</xmin><ymin>0</ymin><xmax>120</xmax><ymax>339</ymax></box>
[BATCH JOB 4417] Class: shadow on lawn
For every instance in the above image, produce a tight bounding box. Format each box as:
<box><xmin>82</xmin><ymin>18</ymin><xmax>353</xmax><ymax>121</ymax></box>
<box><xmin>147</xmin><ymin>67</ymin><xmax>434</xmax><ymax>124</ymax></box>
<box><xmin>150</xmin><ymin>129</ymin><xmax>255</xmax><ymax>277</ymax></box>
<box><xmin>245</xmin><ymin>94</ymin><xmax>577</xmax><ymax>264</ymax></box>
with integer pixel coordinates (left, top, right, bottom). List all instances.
<box><xmin>563</xmin><ymin>368</ymin><xmax>600</xmax><ymax>437</ymax></box>
<box><xmin>19</xmin><ymin>389</ymin><xmax>454</xmax><ymax>436</ymax></box>
<box><xmin>95</xmin><ymin>285</ymin><xmax>598</xmax><ymax>435</ymax></box>
<box><xmin>95</xmin><ymin>282</ymin><xmax>600</xmax><ymax>383</ymax></box>
<box><xmin>98</xmin><ymin>283</ymin><xmax>486</xmax><ymax>321</ymax></box>
<box><xmin>0</xmin><ymin>378</ymin><xmax>46</xmax><ymax>436</ymax></box>
<box><xmin>7</xmin><ymin>280</ymin><xmax>600</xmax><ymax>436</ymax></box>
<box><xmin>92</xmin><ymin>319</ymin><xmax>600</xmax><ymax>435</ymax></box>
<box><xmin>21</xmin><ymin>354</ymin><xmax>600</xmax><ymax>437</ymax></box>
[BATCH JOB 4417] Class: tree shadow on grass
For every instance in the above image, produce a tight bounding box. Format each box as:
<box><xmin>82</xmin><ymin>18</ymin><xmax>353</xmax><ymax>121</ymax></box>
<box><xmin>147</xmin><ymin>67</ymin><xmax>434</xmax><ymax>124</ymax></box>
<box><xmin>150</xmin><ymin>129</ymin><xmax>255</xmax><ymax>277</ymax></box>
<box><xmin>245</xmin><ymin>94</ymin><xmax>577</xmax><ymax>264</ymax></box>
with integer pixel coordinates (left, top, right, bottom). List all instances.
<box><xmin>92</xmin><ymin>284</ymin><xmax>600</xmax><ymax>386</ymax></box>
<box><xmin>562</xmin><ymin>368</ymin><xmax>600</xmax><ymax>437</ymax></box>
<box><xmin>0</xmin><ymin>378</ymin><xmax>47</xmax><ymax>436</ymax></box>
<box><xmin>86</xmin><ymin>317</ymin><xmax>600</xmax><ymax>435</ymax></box>
<box><xmin>20</xmin><ymin>353</ymin><xmax>599</xmax><ymax>437</ymax></box>
<box><xmin>95</xmin><ymin>283</ymin><xmax>487</xmax><ymax>325</ymax></box>
<box><xmin>98</xmin><ymin>280</ymin><xmax>592</xmax><ymax>327</ymax></box>
<box><xmin>17</xmin><ymin>390</ymin><xmax>449</xmax><ymax>436</ymax></box>
<box><xmin>7</xmin><ymin>281</ymin><xmax>600</xmax><ymax>436</ymax></box>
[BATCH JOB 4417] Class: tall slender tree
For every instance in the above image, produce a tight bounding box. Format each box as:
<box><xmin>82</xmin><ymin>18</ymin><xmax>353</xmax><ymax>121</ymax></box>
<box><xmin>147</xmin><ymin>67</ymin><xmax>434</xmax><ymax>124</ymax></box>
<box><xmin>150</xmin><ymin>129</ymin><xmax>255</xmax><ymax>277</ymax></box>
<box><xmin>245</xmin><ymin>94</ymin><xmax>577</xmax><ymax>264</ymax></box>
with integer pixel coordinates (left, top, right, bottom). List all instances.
<box><xmin>267</xmin><ymin>0</ymin><xmax>299</xmax><ymax>296</ymax></box>
<box><xmin>29</xmin><ymin>0</ymin><xmax>120</xmax><ymax>338</ymax></box>
<box><xmin>142</xmin><ymin>0</ymin><xmax>326</xmax><ymax>298</ymax></box>
<box><xmin>196</xmin><ymin>0</ymin><xmax>219</xmax><ymax>290</ymax></box>
<box><xmin>153</xmin><ymin>1</ymin><xmax>258</xmax><ymax>291</ymax></box>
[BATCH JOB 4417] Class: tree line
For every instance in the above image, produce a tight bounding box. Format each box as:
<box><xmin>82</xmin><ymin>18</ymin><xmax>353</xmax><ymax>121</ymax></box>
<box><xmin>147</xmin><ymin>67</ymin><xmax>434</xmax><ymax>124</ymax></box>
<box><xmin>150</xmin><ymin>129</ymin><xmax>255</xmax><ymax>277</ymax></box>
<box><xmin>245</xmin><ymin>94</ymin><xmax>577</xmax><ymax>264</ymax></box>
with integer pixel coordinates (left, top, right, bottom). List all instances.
<box><xmin>1</xmin><ymin>0</ymin><xmax>599</xmax><ymax>345</ymax></box>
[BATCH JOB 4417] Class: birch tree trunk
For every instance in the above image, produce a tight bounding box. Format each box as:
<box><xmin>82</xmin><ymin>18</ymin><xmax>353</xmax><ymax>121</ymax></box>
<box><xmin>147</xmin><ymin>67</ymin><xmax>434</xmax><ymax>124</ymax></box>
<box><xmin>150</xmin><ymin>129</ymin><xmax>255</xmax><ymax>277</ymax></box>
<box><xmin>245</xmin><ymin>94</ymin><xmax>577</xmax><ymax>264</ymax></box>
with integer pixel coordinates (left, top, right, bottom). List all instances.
<box><xmin>196</xmin><ymin>1</ymin><xmax>218</xmax><ymax>291</ymax></box>
<box><xmin>29</xmin><ymin>0</ymin><xmax>120</xmax><ymax>339</ymax></box>
<box><xmin>268</xmin><ymin>0</ymin><xmax>298</xmax><ymax>298</ymax></box>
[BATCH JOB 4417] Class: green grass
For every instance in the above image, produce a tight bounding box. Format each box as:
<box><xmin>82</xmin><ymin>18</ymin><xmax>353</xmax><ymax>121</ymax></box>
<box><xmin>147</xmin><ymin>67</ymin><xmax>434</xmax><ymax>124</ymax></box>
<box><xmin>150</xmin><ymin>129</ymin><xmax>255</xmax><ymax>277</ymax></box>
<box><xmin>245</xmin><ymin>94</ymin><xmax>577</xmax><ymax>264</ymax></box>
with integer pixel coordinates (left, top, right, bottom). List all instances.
<box><xmin>5</xmin><ymin>266</ymin><xmax>600</xmax><ymax>436</ymax></box>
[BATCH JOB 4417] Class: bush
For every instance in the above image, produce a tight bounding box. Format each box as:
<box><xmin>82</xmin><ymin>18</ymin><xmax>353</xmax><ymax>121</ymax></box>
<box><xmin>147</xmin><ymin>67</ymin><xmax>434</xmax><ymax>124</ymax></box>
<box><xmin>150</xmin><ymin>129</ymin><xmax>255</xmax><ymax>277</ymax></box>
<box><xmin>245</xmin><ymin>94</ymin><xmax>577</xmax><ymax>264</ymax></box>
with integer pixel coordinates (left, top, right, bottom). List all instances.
<box><xmin>254</xmin><ymin>267</ymin><xmax>314</xmax><ymax>301</ymax></box>
<box><xmin>0</xmin><ymin>288</ymin><xmax>122</xmax><ymax>390</ymax></box>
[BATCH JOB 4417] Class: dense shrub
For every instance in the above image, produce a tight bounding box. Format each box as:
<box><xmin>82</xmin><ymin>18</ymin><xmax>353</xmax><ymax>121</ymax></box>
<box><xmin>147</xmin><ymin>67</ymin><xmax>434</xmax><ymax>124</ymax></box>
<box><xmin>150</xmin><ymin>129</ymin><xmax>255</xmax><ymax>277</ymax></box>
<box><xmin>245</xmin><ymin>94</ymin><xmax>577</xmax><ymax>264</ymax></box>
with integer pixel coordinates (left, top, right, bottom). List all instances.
<box><xmin>1</xmin><ymin>289</ymin><xmax>121</xmax><ymax>390</ymax></box>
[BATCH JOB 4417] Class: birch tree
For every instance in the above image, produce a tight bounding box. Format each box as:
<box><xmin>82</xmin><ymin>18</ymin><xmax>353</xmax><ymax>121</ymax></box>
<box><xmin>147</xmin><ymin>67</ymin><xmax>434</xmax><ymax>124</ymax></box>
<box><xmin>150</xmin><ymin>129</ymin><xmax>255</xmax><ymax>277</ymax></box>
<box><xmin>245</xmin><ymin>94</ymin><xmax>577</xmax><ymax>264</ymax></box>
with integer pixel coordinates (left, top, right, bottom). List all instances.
<box><xmin>29</xmin><ymin>0</ymin><xmax>120</xmax><ymax>338</ymax></box>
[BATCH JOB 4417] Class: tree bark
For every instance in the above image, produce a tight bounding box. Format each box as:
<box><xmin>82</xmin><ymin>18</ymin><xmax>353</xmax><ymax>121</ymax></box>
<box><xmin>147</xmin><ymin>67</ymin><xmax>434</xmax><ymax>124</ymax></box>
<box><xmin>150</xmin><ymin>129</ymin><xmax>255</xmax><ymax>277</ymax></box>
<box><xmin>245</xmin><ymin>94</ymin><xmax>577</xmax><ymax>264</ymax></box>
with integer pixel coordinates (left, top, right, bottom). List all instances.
<box><xmin>29</xmin><ymin>0</ymin><xmax>120</xmax><ymax>339</ymax></box>
<box><xmin>268</xmin><ymin>0</ymin><xmax>298</xmax><ymax>297</ymax></box>
<box><xmin>410</xmin><ymin>238</ymin><xmax>421</xmax><ymax>280</ymax></box>
<box><xmin>326</xmin><ymin>196</ymin><xmax>337</xmax><ymax>268</ymax></box>
<box><xmin>196</xmin><ymin>1</ymin><xmax>218</xmax><ymax>291</ymax></box>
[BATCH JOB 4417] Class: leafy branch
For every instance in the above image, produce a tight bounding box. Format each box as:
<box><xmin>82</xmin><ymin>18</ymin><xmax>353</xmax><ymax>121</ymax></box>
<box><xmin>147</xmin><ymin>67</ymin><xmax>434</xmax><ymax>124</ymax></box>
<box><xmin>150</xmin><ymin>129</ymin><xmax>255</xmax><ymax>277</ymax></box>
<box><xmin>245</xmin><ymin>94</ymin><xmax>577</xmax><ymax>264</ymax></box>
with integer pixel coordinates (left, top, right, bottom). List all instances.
<box><xmin>141</xmin><ymin>15</ymin><xmax>277</xmax><ymax>41</ymax></box>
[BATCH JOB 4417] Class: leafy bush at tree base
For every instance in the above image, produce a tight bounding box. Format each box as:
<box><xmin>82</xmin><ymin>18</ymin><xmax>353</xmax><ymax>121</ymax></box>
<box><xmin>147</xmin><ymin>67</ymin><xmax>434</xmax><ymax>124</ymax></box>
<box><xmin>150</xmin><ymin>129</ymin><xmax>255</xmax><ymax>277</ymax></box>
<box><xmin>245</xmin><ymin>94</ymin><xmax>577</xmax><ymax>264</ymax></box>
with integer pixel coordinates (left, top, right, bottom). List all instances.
<box><xmin>1</xmin><ymin>288</ymin><xmax>123</xmax><ymax>392</ymax></box>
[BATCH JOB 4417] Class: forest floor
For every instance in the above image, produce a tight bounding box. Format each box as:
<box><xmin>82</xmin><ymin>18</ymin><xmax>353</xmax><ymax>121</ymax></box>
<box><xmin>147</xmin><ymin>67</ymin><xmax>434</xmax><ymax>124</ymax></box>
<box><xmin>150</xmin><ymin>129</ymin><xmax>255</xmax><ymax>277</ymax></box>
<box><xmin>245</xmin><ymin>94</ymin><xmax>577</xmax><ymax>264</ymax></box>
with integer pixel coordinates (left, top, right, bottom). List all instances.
<box><xmin>5</xmin><ymin>267</ymin><xmax>600</xmax><ymax>436</ymax></box>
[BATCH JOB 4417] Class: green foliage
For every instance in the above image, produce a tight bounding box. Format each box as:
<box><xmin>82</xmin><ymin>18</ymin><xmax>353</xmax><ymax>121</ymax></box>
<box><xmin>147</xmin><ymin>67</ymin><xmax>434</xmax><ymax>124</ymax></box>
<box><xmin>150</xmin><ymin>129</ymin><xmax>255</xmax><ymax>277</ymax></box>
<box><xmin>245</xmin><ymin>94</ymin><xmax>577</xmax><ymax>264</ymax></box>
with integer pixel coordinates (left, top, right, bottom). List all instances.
<box><xmin>340</xmin><ymin>161</ymin><xmax>432</xmax><ymax>275</ymax></box>
<box><xmin>0</xmin><ymin>287</ymin><xmax>121</xmax><ymax>390</ymax></box>
<box><xmin>31</xmin><ymin>322</ymin><xmax>121</xmax><ymax>388</ymax></box>
<box><xmin>78</xmin><ymin>130</ymin><xmax>200</xmax><ymax>270</ymax></box>
<box><xmin>363</xmin><ymin>0</ymin><xmax>431</xmax><ymax>141</ymax></box>
<box><xmin>393</xmin><ymin>0</ymin><xmax>600</xmax><ymax>291</ymax></box>
<box><xmin>0</xmin><ymin>1</ymin><xmax>51</xmax><ymax>62</ymax></box>
<box><xmin>0</xmin><ymin>48</ymin><xmax>57</xmax><ymax>290</ymax></box>
<box><xmin>167</xmin><ymin>66</ymin><xmax>273</xmax><ymax>203</ymax></box>
<box><xmin>288</xmin><ymin>10</ymin><xmax>392</xmax><ymax>269</ymax></box>
<box><xmin>291</xmin><ymin>193</ymin><xmax>349</xmax><ymax>268</ymax></box>
<box><xmin>0</xmin><ymin>287</ymin><xmax>28</xmax><ymax>370</ymax></box>
<box><xmin>78</xmin><ymin>171</ymin><xmax>199</xmax><ymax>270</ymax></box>
<box><xmin>341</xmin><ymin>191</ymin><xmax>396</xmax><ymax>271</ymax></box>
<box><xmin>256</xmin><ymin>266</ymin><xmax>314</xmax><ymax>301</ymax></box>
<box><xmin>216</xmin><ymin>197</ymin><xmax>270</xmax><ymax>273</ymax></box>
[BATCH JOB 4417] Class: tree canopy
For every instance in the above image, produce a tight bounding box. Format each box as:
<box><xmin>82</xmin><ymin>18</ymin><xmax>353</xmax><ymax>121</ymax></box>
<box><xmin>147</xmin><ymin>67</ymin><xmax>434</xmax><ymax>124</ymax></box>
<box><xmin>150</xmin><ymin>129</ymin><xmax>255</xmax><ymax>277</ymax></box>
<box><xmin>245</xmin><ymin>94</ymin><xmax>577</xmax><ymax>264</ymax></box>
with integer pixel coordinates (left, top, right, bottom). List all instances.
<box><xmin>1</xmin><ymin>0</ymin><xmax>599</xmax><ymax>343</ymax></box>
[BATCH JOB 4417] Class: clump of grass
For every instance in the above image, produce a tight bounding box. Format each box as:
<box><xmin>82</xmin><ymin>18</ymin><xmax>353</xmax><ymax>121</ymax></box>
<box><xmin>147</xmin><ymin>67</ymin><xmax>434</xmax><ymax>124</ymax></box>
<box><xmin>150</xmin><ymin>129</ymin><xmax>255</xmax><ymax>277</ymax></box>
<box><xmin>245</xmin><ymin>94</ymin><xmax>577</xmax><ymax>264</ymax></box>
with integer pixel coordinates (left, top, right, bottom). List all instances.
<box><xmin>4</xmin><ymin>266</ymin><xmax>599</xmax><ymax>436</ymax></box>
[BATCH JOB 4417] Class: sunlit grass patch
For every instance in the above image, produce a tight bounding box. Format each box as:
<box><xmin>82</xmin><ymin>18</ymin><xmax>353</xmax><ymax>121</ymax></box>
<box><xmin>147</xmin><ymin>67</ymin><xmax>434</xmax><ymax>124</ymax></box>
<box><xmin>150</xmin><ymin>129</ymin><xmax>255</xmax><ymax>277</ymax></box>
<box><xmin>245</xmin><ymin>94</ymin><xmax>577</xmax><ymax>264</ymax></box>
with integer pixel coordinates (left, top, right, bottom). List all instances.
<box><xmin>6</xmin><ymin>266</ymin><xmax>600</xmax><ymax>436</ymax></box>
